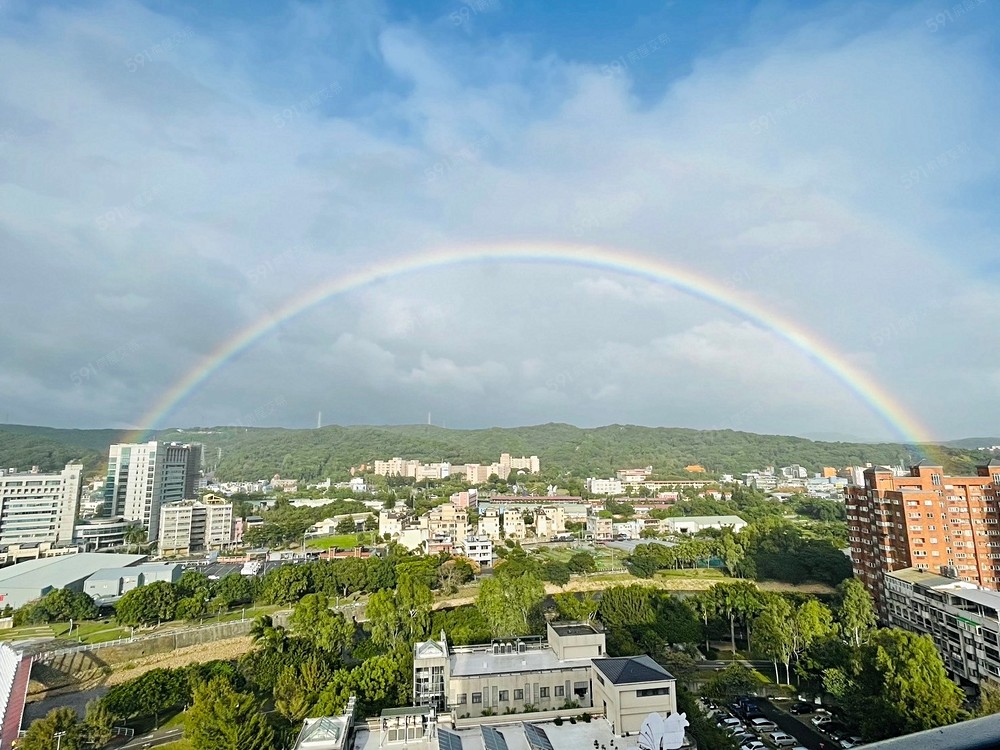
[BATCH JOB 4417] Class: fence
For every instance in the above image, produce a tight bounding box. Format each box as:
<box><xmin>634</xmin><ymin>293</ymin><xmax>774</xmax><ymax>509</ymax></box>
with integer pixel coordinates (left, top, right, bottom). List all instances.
<box><xmin>35</xmin><ymin>618</ymin><xmax>255</xmax><ymax>664</ymax></box>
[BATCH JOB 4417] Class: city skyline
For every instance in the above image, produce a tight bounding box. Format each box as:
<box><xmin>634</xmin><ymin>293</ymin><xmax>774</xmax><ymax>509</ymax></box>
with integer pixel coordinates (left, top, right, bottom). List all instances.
<box><xmin>1</xmin><ymin>1</ymin><xmax>998</xmax><ymax>441</ymax></box>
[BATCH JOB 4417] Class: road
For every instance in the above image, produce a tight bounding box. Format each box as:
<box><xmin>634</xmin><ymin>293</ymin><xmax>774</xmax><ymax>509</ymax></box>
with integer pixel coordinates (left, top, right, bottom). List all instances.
<box><xmin>758</xmin><ymin>698</ymin><xmax>836</xmax><ymax>750</ymax></box>
<box><xmin>122</xmin><ymin>727</ymin><xmax>184</xmax><ymax>750</ymax></box>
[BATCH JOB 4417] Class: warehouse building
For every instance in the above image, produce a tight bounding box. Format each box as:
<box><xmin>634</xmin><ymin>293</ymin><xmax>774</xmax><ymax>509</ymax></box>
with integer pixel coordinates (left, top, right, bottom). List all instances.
<box><xmin>0</xmin><ymin>553</ymin><xmax>146</xmax><ymax>609</ymax></box>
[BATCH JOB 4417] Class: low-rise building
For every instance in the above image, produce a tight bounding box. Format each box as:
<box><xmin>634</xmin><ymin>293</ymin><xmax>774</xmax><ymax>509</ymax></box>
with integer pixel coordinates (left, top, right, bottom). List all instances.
<box><xmin>660</xmin><ymin>515</ymin><xmax>746</xmax><ymax>535</ymax></box>
<box><xmin>534</xmin><ymin>506</ymin><xmax>566</xmax><ymax>538</ymax></box>
<box><xmin>84</xmin><ymin>563</ymin><xmax>182</xmax><ymax>602</ymax></box>
<box><xmin>586</xmin><ymin>478</ymin><xmax>624</xmax><ymax>496</ymax></box>
<box><xmin>460</xmin><ymin>536</ymin><xmax>493</xmax><ymax>567</ymax></box>
<box><xmin>74</xmin><ymin>516</ymin><xmax>132</xmax><ymax>550</ymax></box>
<box><xmin>422</xmin><ymin>503</ymin><xmax>469</xmax><ymax>546</ymax></box>
<box><xmin>591</xmin><ymin>655</ymin><xmax>678</xmax><ymax>735</ymax></box>
<box><xmin>586</xmin><ymin>515</ymin><xmax>614</xmax><ymax>541</ymax></box>
<box><xmin>0</xmin><ymin>553</ymin><xmax>147</xmax><ymax>610</ymax></box>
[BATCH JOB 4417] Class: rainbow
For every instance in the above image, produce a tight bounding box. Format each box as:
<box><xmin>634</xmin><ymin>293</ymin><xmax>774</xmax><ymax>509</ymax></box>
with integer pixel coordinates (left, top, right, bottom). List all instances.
<box><xmin>127</xmin><ymin>241</ymin><xmax>936</xmax><ymax>449</ymax></box>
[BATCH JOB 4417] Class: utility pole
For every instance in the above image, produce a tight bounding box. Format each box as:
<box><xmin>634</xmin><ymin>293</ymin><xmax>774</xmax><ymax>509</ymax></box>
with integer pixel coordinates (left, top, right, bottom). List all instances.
<box><xmin>54</xmin><ymin>731</ymin><xmax>66</xmax><ymax>750</ymax></box>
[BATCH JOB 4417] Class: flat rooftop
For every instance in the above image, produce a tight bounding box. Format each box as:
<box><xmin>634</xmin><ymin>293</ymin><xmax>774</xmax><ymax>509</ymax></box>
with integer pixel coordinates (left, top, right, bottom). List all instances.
<box><xmin>550</xmin><ymin>624</ymin><xmax>600</xmax><ymax>637</ymax></box>
<box><xmin>353</xmin><ymin>719</ymin><xmax>622</xmax><ymax>750</ymax></box>
<box><xmin>0</xmin><ymin>552</ymin><xmax>147</xmax><ymax>589</ymax></box>
<box><xmin>451</xmin><ymin>649</ymin><xmax>592</xmax><ymax>678</ymax></box>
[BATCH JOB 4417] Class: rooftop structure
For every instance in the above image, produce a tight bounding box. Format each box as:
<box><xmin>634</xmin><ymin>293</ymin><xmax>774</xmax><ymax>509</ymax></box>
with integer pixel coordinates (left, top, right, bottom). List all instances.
<box><xmin>293</xmin><ymin>697</ymin><xmax>356</xmax><ymax>750</ymax></box>
<box><xmin>0</xmin><ymin>552</ymin><xmax>147</xmax><ymax>609</ymax></box>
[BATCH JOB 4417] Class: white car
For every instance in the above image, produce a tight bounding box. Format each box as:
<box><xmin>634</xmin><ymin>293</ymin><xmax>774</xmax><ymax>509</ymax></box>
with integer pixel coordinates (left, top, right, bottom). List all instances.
<box><xmin>749</xmin><ymin>718</ymin><xmax>777</xmax><ymax>733</ymax></box>
<box><xmin>739</xmin><ymin>742</ymin><xmax>766</xmax><ymax>750</ymax></box>
<box><xmin>840</xmin><ymin>737</ymin><xmax>864</xmax><ymax>748</ymax></box>
<box><xmin>719</xmin><ymin>717</ymin><xmax>743</xmax><ymax>732</ymax></box>
<box><xmin>769</xmin><ymin>732</ymin><xmax>798</xmax><ymax>747</ymax></box>
<box><xmin>811</xmin><ymin>715</ymin><xmax>834</xmax><ymax>727</ymax></box>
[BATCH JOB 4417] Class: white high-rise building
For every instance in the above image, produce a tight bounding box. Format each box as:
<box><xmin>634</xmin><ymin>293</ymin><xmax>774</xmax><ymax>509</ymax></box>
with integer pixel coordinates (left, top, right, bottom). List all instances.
<box><xmin>104</xmin><ymin>442</ymin><xmax>202</xmax><ymax>541</ymax></box>
<box><xmin>0</xmin><ymin>463</ymin><xmax>82</xmax><ymax>544</ymax></box>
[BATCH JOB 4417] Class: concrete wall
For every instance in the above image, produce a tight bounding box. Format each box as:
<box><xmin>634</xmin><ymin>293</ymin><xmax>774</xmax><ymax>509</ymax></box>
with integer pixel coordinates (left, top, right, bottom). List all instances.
<box><xmin>448</xmin><ymin>665</ymin><xmax>592</xmax><ymax>713</ymax></box>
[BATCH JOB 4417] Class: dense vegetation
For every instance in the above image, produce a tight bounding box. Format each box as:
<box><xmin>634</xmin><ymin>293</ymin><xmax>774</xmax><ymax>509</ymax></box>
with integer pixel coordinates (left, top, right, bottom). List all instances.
<box><xmin>1</xmin><ymin>422</ymin><xmax>982</xmax><ymax>479</ymax></box>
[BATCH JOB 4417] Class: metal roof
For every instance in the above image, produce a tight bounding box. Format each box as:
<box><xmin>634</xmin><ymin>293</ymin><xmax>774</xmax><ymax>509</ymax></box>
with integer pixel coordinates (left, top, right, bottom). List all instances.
<box><xmin>481</xmin><ymin>726</ymin><xmax>508</xmax><ymax>750</ymax></box>
<box><xmin>591</xmin><ymin>655</ymin><xmax>674</xmax><ymax>685</ymax></box>
<box><xmin>0</xmin><ymin>553</ymin><xmax>147</xmax><ymax>590</ymax></box>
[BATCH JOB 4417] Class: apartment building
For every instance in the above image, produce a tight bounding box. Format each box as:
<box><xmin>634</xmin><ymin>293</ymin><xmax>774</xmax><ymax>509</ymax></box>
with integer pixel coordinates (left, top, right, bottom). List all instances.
<box><xmin>847</xmin><ymin>461</ymin><xmax>1000</xmax><ymax>613</ymax></box>
<box><xmin>587</xmin><ymin>514</ymin><xmax>614</xmax><ymax>541</ymax></box>
<box><xmin>0</xmin><ymin>463</ymin><xmax>82</xmax><ymax>545</ymax></box>
<box><xmin>104</xmin><ymin>442</ymin><xmax>202</xmax><ymax>541</ymax></box>
<box><xmin>534</xmin><ymin>506</ymin><xmax>566</xmax><ymax>538</ymax></box>
<box><xmin>158</xmin><ymin>494</ymin><xmax>234</xmax><ymax>556</ymax></box>
<box><xmin>499</xmin><ymin>453</ymin><xmax>540</xmax><ymax>474</ymax></box>
<box><xmin>421</xmin><ymin>503</ymin><xmax>469</xmax><ymax>546</ymax></box>
<box><xmin>459</xmin><ymin>536</ymin><xmax>493</xmax><ymax>567</ymax></box>
<box><xmin>884</xmin><ymin>567</ymin><xmax>1000</xmax><ymax>688</ymax></box>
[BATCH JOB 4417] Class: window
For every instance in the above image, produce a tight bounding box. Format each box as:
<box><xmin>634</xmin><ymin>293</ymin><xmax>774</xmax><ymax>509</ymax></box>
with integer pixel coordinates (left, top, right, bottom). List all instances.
<box><xmin>932</xmin><ymin>474</ymin><xmax>942</xmax><ymax>485</ymax></box>
<box><xmin>457</xmin><ymin>694</ymin><xmax>467</xmax><ymax>705</ymax></box>
<box><xmin>499</xmin><ymin>691</ymin><xmax>509</xmax><ymax>702</ymax></box>
<box><xmin>596</xmin><ymin>674</ymin><xmax>605</xmax><ymax>686</ymax></box>
<box><xmin>555</xmin><ymin>686</ymin><xmax>564</xmax><ymax>697</ymax></box>
<box><xmin>472</xmin><ymin>693</ymin><xmax>482</xmax><ymax>704</ymax></box>
<box><xmin>514</xmin><ymin>689</ymin><xmax>524</xmax><ymax>701</ymax></box>
<box><xmin>637</xmin><ymin>687</ymin><xmax>671</xmax><ymax>697</ymax></box>
<box><xmin>540</xmin><ymin>687</ymin><xmax>549</xmax><ymax>698</ymax></box>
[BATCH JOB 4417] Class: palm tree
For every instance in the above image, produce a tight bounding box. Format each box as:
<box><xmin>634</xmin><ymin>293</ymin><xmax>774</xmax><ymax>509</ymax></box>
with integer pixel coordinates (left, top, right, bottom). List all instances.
<box><xmin>123</xmin><ymin>524</ymin><xmax>147</xmax><ymax>553</ymax></box>
<box><xmin>249</xmin><ymin>614</ymin><xmax>274</xmax><ymax>641</ymax></box>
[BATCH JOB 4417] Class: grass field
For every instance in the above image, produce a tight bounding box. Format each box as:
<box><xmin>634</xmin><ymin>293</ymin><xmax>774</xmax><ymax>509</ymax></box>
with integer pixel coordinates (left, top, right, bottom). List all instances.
<box><xmin>306</xmin><ymin>532</ymin><xmax>374</xmax><ymax>550</ymax></box>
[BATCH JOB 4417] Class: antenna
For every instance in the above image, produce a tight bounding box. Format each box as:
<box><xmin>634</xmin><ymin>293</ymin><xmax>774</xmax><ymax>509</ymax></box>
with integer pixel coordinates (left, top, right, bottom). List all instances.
<box><xmin>317</xmin><ymin>411</ymin><xmax>322</xmax><ymax>429</ymax></box>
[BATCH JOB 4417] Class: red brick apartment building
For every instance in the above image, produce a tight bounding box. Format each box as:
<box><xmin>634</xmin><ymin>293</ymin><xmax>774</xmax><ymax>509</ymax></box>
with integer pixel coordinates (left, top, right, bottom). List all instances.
<box><xmin>847</xmin><ymin>460</ymin><xmax>1000</xmax><ymax>615</ymax></box>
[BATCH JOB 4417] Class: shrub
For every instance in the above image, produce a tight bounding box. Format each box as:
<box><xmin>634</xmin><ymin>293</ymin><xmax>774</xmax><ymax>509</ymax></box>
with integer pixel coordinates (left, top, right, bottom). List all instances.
<box><xmin>580</xmin><ymin>713</ymin><xmax>592</xmax><ymax>723</ymax></box>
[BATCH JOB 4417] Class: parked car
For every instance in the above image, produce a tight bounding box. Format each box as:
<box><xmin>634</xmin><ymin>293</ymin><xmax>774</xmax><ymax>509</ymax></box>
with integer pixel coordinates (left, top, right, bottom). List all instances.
<box><xmin>732</xmin><ymin>733</ymin><xmax>756</xmax><ymax>745</ymax></box>
<box><xmin>768</xmin><ymin>732</ymin><xmax>798</xmax><ymax>747</ymax></box>
<box><xmin>739</xmin><ymin>742</ymin><xmax>766</xmax><ymax>750</ymax></box>
<box><xmin>749</xmin><ymin>717</ymin><xmax>778</xmax><ymax>733</ymax></box>
<box><xmin>719</xmin><ymin>717</ymin><xmax>744</xmax><ymax>732</ymax></box>
<box><xmin>811</xmin><ymin>715</ymin><xmax>834</xmax><ymax>728</ymax></box>
<box><xmin>840</xmin><ymin>737</ymin><xmax>864</xmax><ymax>749</ymax></box>
<box><xmin>825</xmin><ymin>723</ymin><xmax>851</xmax><ymax>741</ymax></box>
<box><xmin>789</xmin><ymin>701</ymin><xmax>816</xmax><ymax>714</ymax></box>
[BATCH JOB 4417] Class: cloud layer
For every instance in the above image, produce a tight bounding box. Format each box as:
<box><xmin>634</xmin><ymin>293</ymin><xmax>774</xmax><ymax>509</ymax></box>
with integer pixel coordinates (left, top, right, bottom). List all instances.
<box><xmin>1</xmin><ymin>0</ymin><xmax>998</xmax><ymax>441</ymax></box>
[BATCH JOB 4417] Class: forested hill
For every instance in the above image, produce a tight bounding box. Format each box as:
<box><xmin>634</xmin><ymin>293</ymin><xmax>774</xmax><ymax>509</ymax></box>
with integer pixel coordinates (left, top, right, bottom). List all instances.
<box><xmin>0</xmin><ymin>422</ymin><xmax>981</xmax><ymax>481</ymax></box>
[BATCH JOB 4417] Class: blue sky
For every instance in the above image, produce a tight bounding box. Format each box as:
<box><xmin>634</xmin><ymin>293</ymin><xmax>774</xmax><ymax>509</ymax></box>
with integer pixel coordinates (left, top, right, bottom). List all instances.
<box><xmin>0</xmin><ymin>0</ymin><xmax>998</xmax><ymax>441</ymax></box>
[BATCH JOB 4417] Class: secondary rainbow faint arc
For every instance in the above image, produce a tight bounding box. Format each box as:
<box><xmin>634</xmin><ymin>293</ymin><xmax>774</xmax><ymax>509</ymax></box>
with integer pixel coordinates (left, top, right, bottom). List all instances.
<box><xmin>127</xmin><ymin>242</ymin><xmax>935</xmax><ymax>447</ymax></box>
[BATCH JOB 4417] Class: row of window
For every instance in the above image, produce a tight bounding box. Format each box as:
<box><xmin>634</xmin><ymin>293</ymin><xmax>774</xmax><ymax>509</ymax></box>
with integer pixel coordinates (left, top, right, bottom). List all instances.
<box><xmin>457</xmin><ymin>686</ymin><xmax>564</xmax><ymax>704</ymax></box>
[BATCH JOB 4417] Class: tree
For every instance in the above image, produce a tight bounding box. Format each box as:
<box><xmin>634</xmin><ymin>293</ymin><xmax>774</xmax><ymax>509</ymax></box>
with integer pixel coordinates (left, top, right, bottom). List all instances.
<box><xmin>366</xmin><ymin>572</ymin><xmax>431</xmax><ymax>649</ymax></box>
<box><xmin>102</xmin><ymin>668</ymin><xmax>189</xmax><ymax>727</ymax></box>
<box><xmin>176</xmin><ymin>570</ymin><xmax>211</xmax><ymax>599</ymax></box>
<box><xmin>260</xmin><ymin>564</ymin><xmax>313</xmax><ymax>605</ymax></box>
<box><xmin>213</xmin><ymin>574</ymin><xmax>254</xmax><ymax>607</ymax></box>
<box><xmin>702</xmin><ymin>663</ymin><xmax>768</xmax><ymax>702</ymax></box>
<box><xmin>31</xmin><ymin>589</ymin><xmax>98</xmax><ymax>623</ymax></box>
<box><xmin>553</xmin><ymin>593</ymin><xmax>598</xmax><ymax>622</ymax></box>
<box><xmin>838</xmin><ymin>578</ymin><xmax>876</xmax><ymax>647</ymax></box>
<box><xmin>185</xmin><ymin>677</ymin><xmax>274</xmax><ymax>750</ymax></box>
<box><xmin>790</xmin><ymin>599</ymin><xmax>833</xmax><ymax>680</ymax></box>
<box><xmin>976</xmin><ymin>680</ymin><xmax>1000</xmax><ymax>717</ymax></box>
<box><xmin>123</xmin><ymin>524</ymin><xmax>147</xmax><ymax>552</ymax></box>
<box><xmin>274</xmin><ymin>666</ymin><xmax>314</xmax><ymax>724</ymax></box>
<box><xmin>336</xmin><ymin>518</ymin><xmax>356</xmax><ymax>534</ymax></box>
<box><xmin>114</xmin><ymin>581</ymin><xmax>177</xmax><ymax>626</ymax></box>
<box><xmin>567</xmin><ymin>551</ymin><xmax>597</xmax><ymax>574</ymax></box>
<box><xmin>83</xmin><ymin>699</ymin><xmax>115</xmax><ymax>748</ymax></box>
<box><xmin>176</xmin><ymin>596</ymin><xmax>208</xmax><ymax>621</ymax></box>
<box><xmin>477</xmin><ymin>572</ymin><xmax>544</xmax><ymax>637</ymax></box>
<box><xmin>20</xmin><ymin>708</ymin><xmax>81</xmax><ymax>750</ymax></box>
<box><xmin>704</xmin><ymin>581</ymin><xmax>761</xmax><ymax>655</ymax></box>
<box><xmin>542</xmin><ymin>562</ymin><xmax>571</xmax><ymax>587</ymax></box>
<box><xmin>289</xmin><ymin>593</ymin><xmax>354</xmax><ymax>653</ymax></box>
<box><xmin>853</xmin><ymin>629</ymin><xmax>964</xmax><ymax>740</ymax></box>
<box><xmin>753</xmin><ymin>595</ymin><xmax>793</xmax><ymax>683</ymax></box>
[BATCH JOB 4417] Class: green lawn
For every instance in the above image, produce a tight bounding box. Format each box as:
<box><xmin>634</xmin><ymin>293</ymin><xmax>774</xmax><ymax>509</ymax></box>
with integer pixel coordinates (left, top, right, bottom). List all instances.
<box><xmin>2</xmin><ymin>623</ymin><xmax>54</xmax><ymax>641</ymax></box>
<box><xmin>306</xmin><ymin>532</ymin><xmax>374</xmax><ymax>550</ymax></box>
<box><xmin>656</xmin><ymin>568</ymin><xmax>727</xmax><ymax>579</ymax></box>
<box><xmin>51</xmin><ymin>620</ymin><xmax>130</xmax><ymax>643</ymax></box>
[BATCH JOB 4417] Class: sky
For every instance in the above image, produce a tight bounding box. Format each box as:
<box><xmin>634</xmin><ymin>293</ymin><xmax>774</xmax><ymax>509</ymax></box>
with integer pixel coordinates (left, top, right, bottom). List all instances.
<box><xmin>0</xmin><ymin>0</ymin><xmax>998</xmax><ymax>442</ymax></box>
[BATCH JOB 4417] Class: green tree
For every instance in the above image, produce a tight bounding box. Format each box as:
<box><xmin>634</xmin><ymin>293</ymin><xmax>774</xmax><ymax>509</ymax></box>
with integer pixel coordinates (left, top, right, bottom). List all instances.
<box><xmin>102</xmin><ymin>668</ymin><xmax>189</xmax><ymax>727</ymax></box>
<box><xmin>289</xmin><ymin>593</ymin><xmax>354</xmax><ymax>653</ymax></box>
<box><xmin>176</xmin><ymin>596</ymin><xmax>208</xmax><ymax>621</ymax></box>
<box><xmin>552</xmin><ymin>592</ymin><xmax>598</xmax><ymax>622</ymax></box>
<box><xmin>976</xmin><ymin>680</ymin><xmax>1000</xmax><ymax>717</ymax></box>
<box><xmin>541</xmin><ymin>562</ymin><xmax>571</xmax><ymax>587</ymax></box>
<box><xmin>477</xmin><ymin>572</ymin><xmax>544</xmax><ymax>637</ymax></box>
<box><xmin>702</xmin><ymin>663</ymin><xmax>768</xmax><ymax>702</ymax></box>
<box><xmin>854</xmin><ymin>629</ymin><xmax>964</xmax><ymax>740</ymax></box>
<box><xmin>753</xmin><ymin>595</ymin><xmax>793</xmax><ymax>683</ymax></box>
<box><xmin>838</xmin><ymin>578</ymin><xmax>876</xmax><ymax>647</ymax></box>
<box><xmin>20</xmin><ymin>708</ymin><xmax>81</xmax><ymax>750</ymax></box>
<box><xmin>114</xmin><ymin>581</ymin><xmax>178</xmax><ymax>626</ymax></box>
<box><xmin>274</xmin><ymin>666</ymin><xmax>315</xmax><ymax>724</ymax></box>
<box><xmin>366</xmin><ymin>572</ymin><xmax>432</xmax><ymax>649</ymax></box>
<box><xmin>34</xmin><ymin>588</ymin><xmax>98</xmax><ymax>623</ymax></box>
<box><xmin>83</xmin><ymin>699</ymin><xmax>115</xmax><ymax>749</ymax></box>
<box><xmin>566</xmin><ymin>551</ymin><xmax>597</xmax><ymax>574</ymax></box>
<box><xmin>790</xmin><ymin>599</ymin><xmax>833</xmax><ymax>680</ymax></box>
<box><xmin>185</xmin><ymin>677</ymin><xmax>274</xmax><ymax>750</ymax></box>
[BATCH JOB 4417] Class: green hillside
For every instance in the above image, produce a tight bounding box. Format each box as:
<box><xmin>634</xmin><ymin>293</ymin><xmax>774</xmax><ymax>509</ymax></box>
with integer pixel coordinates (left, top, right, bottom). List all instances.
<box><xmin>0</xmin><ymin>422</ymin><xmax>982</xmax><ymax>482</ymax></box>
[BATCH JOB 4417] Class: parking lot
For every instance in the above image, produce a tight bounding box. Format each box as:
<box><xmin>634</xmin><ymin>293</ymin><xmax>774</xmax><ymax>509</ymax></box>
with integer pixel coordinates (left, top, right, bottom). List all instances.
<box><xmin>183</xmin><ymin>559</ymin><xmax>299</xmax><ymax>579</ymax></box>
<box><xmin>708</xmin><ymin>696</ymin><xmax>863</xmax><ymax>750</ymax></box>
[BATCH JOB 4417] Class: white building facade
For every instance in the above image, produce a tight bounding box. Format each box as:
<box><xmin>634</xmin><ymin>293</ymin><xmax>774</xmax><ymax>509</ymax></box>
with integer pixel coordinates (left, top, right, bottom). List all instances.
<box><xmin>0</xmin><ymin>463</ymin><xmax>82</xmax><ymax>545</ymax></box>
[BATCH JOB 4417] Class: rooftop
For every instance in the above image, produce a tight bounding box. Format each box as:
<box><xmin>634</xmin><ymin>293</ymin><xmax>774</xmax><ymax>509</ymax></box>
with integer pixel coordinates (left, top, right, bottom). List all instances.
<box><xmin>451</xmin><ymin>649</ymin><xmax>591</xmax><ymax>678</ymax></box>
<box><xmin>592</xmin><ymin>655</ymin><xmax>674</xmax><ymax>685</ymax></box>
<box><xmin>0</xmin><ymin>552</ymin><xmax>147</xmax><ymax>590</ymax></box>
<box><xmin>665</xmin><ymin>515</ymin><xmax>745</xmax><ymax>525</ymax></box>
<box><xmin>550</xmin><ymin>624</ymin><xmax>600</xmax><ymax>637</ymax></box>
<box><xmin>353</xmin><ymin>719</ymin><xmax>621</xmax><ymax>750</ymax></box>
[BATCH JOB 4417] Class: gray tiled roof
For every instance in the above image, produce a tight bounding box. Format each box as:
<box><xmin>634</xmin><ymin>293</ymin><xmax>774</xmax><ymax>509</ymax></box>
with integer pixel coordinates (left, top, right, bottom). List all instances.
<box><xmin>591</xmin><ymin>655</ymin><xmax>673</xmax><ymax>685</ymax></box>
